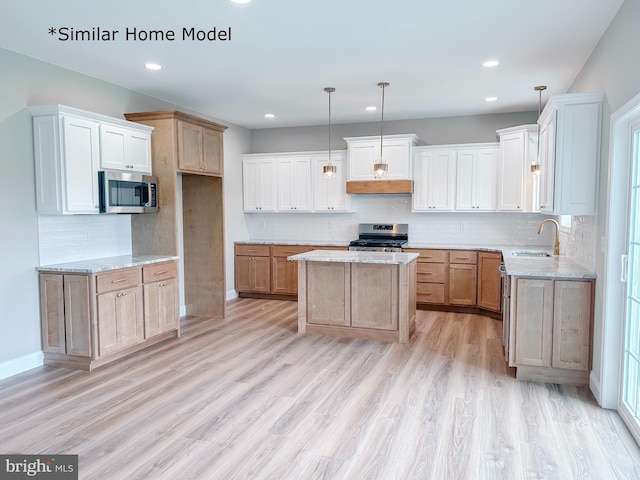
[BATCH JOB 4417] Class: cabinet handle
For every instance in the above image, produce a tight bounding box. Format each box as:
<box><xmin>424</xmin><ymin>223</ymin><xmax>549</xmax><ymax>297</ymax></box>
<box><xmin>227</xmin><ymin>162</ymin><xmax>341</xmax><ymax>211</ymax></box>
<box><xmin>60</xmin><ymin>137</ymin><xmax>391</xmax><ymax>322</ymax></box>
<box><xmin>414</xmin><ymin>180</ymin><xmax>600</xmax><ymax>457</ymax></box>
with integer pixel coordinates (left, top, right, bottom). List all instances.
<box><xmin>456</xmin><ymin>256</ymin><xmax>470</xmax><ymax>260</ymax></box>
<box><xmin>117</xmin><ymin>292</ymin><xmax>127</xmax><ymax>297</ymax></box>
<box><xmin>111</xmin><ymin>278</ymin><xmax>128</xmax><ymax>283</ymax></box>
<box><xmin>154</xmin><ymin>271</ymin><xmax>168</xmax><ymax>276</ymax></box>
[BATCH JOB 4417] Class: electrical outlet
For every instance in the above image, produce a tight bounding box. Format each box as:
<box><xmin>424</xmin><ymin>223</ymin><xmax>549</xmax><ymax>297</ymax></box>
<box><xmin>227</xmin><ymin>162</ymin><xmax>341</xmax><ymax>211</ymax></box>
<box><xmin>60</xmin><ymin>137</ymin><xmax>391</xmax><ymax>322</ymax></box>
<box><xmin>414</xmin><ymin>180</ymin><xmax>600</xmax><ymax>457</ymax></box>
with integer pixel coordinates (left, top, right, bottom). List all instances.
<box><xmin>459</xmin><ymin>221</ymin><xmax>467</xmax><ymax>232</ymax></box>
<box><xmin>83</xmin><ymin>230</ymin><xmax>89</xmax><ymax>241</ymax></box>
<box><xmin>259</xmin><ymin>220</ymin><xmax>266</xmax><ymax>229</ymax></box>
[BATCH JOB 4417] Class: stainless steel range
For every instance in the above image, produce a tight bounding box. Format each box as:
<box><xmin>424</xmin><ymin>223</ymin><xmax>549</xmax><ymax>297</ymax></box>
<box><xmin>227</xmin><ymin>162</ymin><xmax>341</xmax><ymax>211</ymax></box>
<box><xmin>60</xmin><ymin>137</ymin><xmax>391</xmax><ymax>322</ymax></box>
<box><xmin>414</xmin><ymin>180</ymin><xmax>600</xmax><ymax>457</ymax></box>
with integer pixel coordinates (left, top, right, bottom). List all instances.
<box><xmin>348</xmin><ymin>223</ymin><xmax>408</xmax><ymax>252</ymax></box>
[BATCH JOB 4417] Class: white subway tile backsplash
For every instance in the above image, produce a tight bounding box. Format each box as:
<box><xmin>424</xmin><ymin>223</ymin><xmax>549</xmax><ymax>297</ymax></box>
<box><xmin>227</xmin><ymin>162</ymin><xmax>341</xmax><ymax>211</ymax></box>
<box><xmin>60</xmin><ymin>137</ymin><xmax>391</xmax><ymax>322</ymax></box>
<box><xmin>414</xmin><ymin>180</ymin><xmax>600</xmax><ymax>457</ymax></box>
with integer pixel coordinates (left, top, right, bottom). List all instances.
<box><xmin>245</xmin><ymin>196</ymin><xmax>557</xmax><ymax>248</ymax></box>
<box><xmin>38</xmin><ymin>214</ymin><xmax>132</xmax><ymax>265</ymax></box>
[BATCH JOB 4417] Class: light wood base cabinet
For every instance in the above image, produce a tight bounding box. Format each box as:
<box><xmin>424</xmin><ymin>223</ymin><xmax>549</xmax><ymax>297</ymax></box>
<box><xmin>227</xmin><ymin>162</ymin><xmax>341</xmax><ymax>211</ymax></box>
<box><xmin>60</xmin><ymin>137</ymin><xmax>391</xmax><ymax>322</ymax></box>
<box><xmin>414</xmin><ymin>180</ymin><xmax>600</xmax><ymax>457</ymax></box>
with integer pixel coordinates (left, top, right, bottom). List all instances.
<box><xmin>38</xmin><ymin>260</ymin><xmax>179</xmax><ymax>371</ymax></box>
<box><xmin>510</xmin><ymin>277</ymin><xmax>593</xmax><ymax>385</ymax></box>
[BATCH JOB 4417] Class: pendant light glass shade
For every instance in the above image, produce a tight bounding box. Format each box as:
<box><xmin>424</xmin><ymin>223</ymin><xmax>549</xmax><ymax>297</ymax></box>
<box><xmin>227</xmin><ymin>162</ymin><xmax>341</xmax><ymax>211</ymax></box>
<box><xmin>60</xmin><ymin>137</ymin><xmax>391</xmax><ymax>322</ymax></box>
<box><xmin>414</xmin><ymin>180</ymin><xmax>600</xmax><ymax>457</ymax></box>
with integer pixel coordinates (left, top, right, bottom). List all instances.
<box><xmin>374</xmin><ymin>82</ymin><xmax>389</xmax><ymax>178</ymax></box>
<box><xmin>532</xmin><ymin>85</ymin><xmax>546</xmax><ymax>176</ymax></box>
<box><xmin>323</xmin><ymin>87</ymin><xmax>337</xmax><ymax>178</ymax></box>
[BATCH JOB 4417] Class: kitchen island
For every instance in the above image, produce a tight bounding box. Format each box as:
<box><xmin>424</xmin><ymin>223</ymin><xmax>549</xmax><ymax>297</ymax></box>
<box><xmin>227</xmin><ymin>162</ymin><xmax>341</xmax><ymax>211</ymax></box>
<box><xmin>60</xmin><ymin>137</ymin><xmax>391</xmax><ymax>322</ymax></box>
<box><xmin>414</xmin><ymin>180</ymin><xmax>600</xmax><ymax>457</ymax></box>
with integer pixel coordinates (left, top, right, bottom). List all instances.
<box><xmin>288</xmin><ymin>250</ymin><xmax>418</xmax><ymax>343</ymax></box>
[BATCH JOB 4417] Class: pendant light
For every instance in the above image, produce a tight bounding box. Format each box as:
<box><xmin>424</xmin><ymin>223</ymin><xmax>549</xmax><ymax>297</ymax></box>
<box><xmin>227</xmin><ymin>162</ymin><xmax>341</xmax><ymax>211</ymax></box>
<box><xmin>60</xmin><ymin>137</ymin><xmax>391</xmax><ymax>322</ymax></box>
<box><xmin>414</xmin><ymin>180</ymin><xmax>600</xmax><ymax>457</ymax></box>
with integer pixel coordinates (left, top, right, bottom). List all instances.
<box><xmin>531</xmin><ymin>85</ymin><xmax>547</xmax><ymax>175</ymax></box>
<box><xmin>374</xmin><ymin>82</ymin><xmax>390</xmax><ymax>178</ymax></box>
<box><xmin>322</xmin><ymin>87</ymin><xmax>337</xmax><ymax>178</ymax></box>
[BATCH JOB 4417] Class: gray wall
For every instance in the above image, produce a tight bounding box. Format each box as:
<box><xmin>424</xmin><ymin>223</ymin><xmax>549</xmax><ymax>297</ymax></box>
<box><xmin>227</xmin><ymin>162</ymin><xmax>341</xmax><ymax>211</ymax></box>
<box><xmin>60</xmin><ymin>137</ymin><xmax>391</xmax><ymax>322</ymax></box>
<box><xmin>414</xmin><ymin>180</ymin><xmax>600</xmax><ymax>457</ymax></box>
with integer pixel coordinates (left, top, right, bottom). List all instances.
<box><xmin>250</xmin><ymin>111</ymin><xmax>537</xmax><ymax>153</ymax></box>
<box><xmin>566</xmin><ymin>0</ymin><xmax>640</xmax><ymax>406</ymax></box>
<box><xmin>0</xmin><ymin>47</ymin><xmax>250</xmax><ymax>371</ymax></box>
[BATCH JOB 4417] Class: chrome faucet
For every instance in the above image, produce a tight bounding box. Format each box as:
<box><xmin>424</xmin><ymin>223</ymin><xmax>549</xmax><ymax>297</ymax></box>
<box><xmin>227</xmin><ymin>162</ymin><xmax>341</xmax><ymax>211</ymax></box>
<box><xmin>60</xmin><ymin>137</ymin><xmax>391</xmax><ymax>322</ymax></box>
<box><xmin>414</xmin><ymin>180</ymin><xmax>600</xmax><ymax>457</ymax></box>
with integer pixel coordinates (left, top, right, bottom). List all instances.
<box><xmin>537</xmin><ymin>219</ymin><xmax>560</xmax><ymax>256</ymax></box>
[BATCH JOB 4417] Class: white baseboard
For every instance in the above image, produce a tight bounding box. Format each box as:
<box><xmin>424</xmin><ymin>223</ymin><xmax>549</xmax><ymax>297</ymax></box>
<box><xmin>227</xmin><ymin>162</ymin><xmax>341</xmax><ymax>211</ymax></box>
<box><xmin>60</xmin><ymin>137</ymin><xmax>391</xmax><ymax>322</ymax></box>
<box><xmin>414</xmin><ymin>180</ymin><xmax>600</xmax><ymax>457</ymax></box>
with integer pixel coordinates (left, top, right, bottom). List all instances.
<box><xmin>590</xmin><ymin>370</ymin><xmax>604</xmax><ymax>407</ymax></box>
<box><xmin>0</xmin><ymin>351</ymin><xmax>44</xmax><ymax>381</ymax></box>
<box><xmin>226</xmin><ymin>289</ymin><xmax>239</xmax><ymax>301</ymax></box>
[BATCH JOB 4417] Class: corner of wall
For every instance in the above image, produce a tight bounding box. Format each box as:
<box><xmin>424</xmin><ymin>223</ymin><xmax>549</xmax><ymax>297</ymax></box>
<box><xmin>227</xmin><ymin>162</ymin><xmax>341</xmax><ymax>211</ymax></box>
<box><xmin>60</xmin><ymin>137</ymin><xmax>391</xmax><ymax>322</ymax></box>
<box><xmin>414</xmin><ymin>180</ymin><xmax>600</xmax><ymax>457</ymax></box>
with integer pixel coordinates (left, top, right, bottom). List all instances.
<box><xmin>0</xmin><ymin>351</ymin><xmax>44</xmax><ymax>381</ymax></box>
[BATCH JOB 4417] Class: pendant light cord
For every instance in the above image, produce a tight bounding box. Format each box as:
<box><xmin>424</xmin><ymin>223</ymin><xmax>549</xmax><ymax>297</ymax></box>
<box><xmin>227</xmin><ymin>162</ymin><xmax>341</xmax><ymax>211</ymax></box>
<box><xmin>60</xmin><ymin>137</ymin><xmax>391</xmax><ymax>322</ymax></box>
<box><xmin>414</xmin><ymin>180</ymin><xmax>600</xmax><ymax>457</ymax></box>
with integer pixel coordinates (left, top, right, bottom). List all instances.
<box><xmin>328</xmin><ymin>88</ymin><xmax>332</xmax><ymax>165</ymax></box>
<box><xmin>379</xmin><ymin>83</ymin><xmax>386</xmax><ymax>161</ymax></box>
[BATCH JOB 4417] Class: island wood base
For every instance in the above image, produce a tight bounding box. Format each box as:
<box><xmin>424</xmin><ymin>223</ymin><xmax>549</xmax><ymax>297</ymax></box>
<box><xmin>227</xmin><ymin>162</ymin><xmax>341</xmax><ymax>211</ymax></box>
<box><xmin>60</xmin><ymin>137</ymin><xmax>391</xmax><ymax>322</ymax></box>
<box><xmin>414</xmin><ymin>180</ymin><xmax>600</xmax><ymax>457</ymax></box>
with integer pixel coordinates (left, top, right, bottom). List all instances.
<box><xmin>295</xmin><ymin>256</ymin><xmax>417</xmax><ymax>343</ymax></box>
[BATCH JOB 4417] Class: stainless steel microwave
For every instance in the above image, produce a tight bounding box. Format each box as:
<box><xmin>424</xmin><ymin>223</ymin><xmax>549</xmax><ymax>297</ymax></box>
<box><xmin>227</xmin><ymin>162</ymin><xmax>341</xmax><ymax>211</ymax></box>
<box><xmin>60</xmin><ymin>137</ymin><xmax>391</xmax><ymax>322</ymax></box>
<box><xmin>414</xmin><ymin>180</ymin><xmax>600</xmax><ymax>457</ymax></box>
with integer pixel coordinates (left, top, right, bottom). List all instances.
<box><xmin>98</xmin><ymin>171</ymin><xmax>158</xmax><ymax>214</ymax></box>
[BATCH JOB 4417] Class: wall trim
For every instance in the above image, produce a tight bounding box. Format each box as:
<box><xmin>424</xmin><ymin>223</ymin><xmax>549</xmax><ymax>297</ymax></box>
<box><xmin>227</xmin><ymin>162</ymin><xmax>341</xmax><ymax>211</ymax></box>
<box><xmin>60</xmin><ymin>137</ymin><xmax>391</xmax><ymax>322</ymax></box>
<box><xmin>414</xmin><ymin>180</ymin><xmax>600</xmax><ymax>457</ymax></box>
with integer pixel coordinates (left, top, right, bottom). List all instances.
<box><xmin>226</xmin><ymin>289</ymin><xmax>239</xmax><ymax>301</ymax></box>
<box><xmin>0</xmin><ymin>351</ymin><xmax>44</xmax><ymax>381</ymax></box>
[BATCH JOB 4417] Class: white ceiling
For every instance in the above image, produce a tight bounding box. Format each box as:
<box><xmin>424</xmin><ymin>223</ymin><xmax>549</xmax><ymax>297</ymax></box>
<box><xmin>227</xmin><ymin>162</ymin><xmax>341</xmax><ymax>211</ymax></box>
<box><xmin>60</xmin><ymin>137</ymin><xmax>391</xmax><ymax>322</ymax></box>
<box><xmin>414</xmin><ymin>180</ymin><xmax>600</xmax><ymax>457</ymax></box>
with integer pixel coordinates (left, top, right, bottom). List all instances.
<box><xmin>1</xmin><ymin>0</ymin><xmax>623</xmax><ymax>129</ymax></box>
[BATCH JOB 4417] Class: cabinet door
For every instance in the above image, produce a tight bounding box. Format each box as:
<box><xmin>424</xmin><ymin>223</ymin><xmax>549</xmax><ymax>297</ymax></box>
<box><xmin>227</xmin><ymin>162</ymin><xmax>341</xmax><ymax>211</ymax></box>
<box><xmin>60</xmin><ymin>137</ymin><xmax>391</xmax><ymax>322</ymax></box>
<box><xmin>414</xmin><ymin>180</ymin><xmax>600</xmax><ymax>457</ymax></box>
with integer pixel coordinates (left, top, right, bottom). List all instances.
<box><xmin>235</xmin><ymin>256</ymin><xmax>271</xmax><ymax>292</ymax></box>
<box><xmin>177</xmin><ymin>120</ymin><xmax>203</xmax><ymax>173</ymax></box>
<box><xmin>144</xmin><ymin>278</ymin><xmax>178</xmax><ymax>338</ymax></box>
<box><xmin>448</xmin><ymin>263</ymin><xmax>477</xmax><ymax>305</ymax></box>
<box><xmin>552</xmin><ymin>281</ymin><xmax>592</xmax><ymax>371</ymax></box>
<box><xmin>413</xmin><ymin>150</ymin><xmax>455</xmax><ymax>211</ymax></box>
<box><xmin>202</xmin><ymin>127</ymin><xmax>223</xmax><ymax>175</ymax></box>
<box><xmin>477</xmin><ymin>252</ymin><xmax>502</xmax><ymax>312</ymax></box>
<box><xmin>474</xmin><ymin>149</ymin><xmax>498</xmax><ymax>210</ymax></box>
<box><xmin>243</xmin><ymin>158</ymin><xmax>277</xmax><ymax>211</ymax></box>
<box><xmin>306</xmin><ymin>262</ymin><xmax>350</xmax><ymax>326</ymax></box>
<box><xmin>39</xmin><ymin>274</ymin><xmax>66</xmax><ymax>354</ymax></box>
<box><xmin>514</xmin><ymin>278</ymin><xmax>553</xmax><ymax>367</ymax></box>
<box><xmin>63</xmin><ymin>116</ymin><xmax>100</xmax><ymax>213</ymax></box>
<box><xmin>455</xmin><ymin>151</ymin><xmax>475</xmax><ymax>210</ymax></box>
<box><xmin>497</xmin><ymin>132</ymin><xmax>525</xmax><ymax>211</ymax></box>
<box><xmin>63</xmin><ymin>275</ymin><xmax>92</xmax><ymax>356</ymax></box>
<box><xmin>538</xmin><ymin>114</ymin><xmax>556</xmax><ymax>213</ymax></box>
<box><xmin>271</xmin><ymin>256</ymin><xmax>299</xmax><ymax>294</ymax></box>
<box><xmin>313</xmin><ymin>155</ymin><xmax>350</xmax><ymax>211</ymax></box>
<box><xmin>97</xmin><ymin>286</ymin><xmax>144</xmax><ymax>356</ymax></box>
<box><xmin>128</xmin><ymin>129</ymin><xmax>152</xmax><ymax>174</ymax></box>
<box><xmin>100</xmin><ymin>124</ymin><xmax>128</xmax><ymax>170</ymax></box>
<box><xmin>277</xmin><ymin>156</ymin><xmax>313</xmax><ymax>211</ymax></box>
<box><xmin>347</xmin><ymin>137</ymin><xmax>413</xmax><ymax>181</ymax></box>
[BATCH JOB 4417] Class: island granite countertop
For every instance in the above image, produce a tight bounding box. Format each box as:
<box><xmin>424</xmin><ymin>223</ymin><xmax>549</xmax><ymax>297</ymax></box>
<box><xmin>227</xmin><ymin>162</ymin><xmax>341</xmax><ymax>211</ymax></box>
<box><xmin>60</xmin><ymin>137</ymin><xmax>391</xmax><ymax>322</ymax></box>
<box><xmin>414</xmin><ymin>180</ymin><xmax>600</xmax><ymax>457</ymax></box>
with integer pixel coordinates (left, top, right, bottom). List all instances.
<box><xmin>288</xmin><ymin>250</ymin><xmax>419</xmax><ymax>265</ymax></box>
<box><xmin>36</xmin><ymin>255</ymin><xmax>179</xmax><ymax>274</ymax></box>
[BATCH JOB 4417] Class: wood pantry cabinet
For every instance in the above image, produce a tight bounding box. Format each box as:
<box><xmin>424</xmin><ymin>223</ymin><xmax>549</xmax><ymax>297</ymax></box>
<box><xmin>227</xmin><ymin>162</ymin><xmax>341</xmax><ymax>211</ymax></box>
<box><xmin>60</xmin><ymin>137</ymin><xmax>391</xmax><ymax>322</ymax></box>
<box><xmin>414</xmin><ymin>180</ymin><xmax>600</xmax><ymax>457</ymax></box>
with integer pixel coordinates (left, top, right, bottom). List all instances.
<box><xmin>124</xmin><ymin>110</ymin><xmax>228</xmax><ymax>319</ymax></box>
<box><xmin>509</xmin><ymin>277</ymin><xmax>593</xmax><ymax>385</ymax></box>
<box><xmin>38</xmin><ymin>260</ymin><xmax>179</xmax><ymax>371</ymax></box>
<box><xmin>177</xmin><ymin>118</ymin><xmax>225</xmax><ymax>176</ymax></box>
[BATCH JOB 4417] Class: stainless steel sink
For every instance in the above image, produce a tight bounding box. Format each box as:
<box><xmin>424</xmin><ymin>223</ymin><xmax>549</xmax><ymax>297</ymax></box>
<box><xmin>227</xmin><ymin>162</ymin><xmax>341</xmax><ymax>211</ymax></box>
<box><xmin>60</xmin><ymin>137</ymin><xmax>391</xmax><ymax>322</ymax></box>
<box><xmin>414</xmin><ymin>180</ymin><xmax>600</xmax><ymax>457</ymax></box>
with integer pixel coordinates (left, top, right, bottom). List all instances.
<box><xmin>511</xmin><ymin>251</ymin><xmax>552</xmax><ymax>257</ymax></box>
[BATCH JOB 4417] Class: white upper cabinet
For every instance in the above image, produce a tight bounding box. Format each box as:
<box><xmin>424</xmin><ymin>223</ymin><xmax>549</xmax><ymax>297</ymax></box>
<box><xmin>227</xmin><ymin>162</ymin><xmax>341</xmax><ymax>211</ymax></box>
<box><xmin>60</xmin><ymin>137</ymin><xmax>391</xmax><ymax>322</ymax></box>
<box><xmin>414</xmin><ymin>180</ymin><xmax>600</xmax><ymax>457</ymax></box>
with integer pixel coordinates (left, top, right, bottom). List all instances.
<box><xmin>537</xmin><ymin>92</ymin><xmax>603</xmax><ymax>215</ymax></box>
<box><xmin>412</xmin><ymin>147</ymin><xmax>456</xmax><ymax>211</ymax></box>
<box><xmin>100</xmin><ymin>124</ymin><xmax>152</xmax><ymax>174</ymax></box>
<box><xmin>313</xmin><ymin>153</ymin><xmax>351</xmax><ymax>212</ymax></box>
<box><xmin>30</xmin><ymin>104</ymin><xmax>154</xmax><ymax>215</ymax></box>
<box><xmin>497</xmin><ymin>125</ymin><xmax>538</xmax><ymax>212</ymax></box>
<box><xmin>31</xmin><ymin>107</ymin><xmax>101</xmax><ymax>214</ymax></box>
<box><xmin>276</xmin><ymin>156</ymin><xmax>313</xmax><ymax>212</ymax></box>
<box><xmin>345</xmin><ymin>134</ymin><xmax>418</xmax><ymax>181</ymax></box>
<box><xmin>455</xmin><ymin>145</ymin><xmax>498</xmax><ymax>211</ymax></box>
<box><xmin>243</xmin><ymin>152</ymin><xmax>351</xmax><ymax>213</ymax></box>
<box><xmin>242</xmin><ymin>156</ymin><xmax>277</xmax><ymax>212</ymax></box>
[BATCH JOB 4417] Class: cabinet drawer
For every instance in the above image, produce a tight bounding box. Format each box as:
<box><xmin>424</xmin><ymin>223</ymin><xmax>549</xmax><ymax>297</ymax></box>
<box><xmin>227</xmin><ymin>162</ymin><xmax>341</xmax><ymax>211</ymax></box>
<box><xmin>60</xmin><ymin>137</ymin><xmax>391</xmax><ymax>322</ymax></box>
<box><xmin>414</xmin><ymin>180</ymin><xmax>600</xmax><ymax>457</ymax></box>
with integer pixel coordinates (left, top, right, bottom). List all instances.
<box><xmin>235</xmin><ymin>244</ymin><xmax>270</xmax><ymax>257</ymax></box>
<box><xmin>143</xmin><ymin>261</ymin><xmax>178</xmax><ymax>283</ymax></box>
<box><xmin>416</xmin><ymin>263</ymin><xmax>445</xmax><ymax>283</ymax></box>
<box><xmin>417</xmin><ymin>283</ymin><xmax>445</xmax><ymax>304</ymax></box>
<box><xmin>271</xmin><ymin>245</ymin><xmax>314</xmax><ymax>257</ymax></box>
<box><xmin>449</xmin><ymin>250</ymin><xmax>477</xmax><ymax>264</ymax></box>
<box><xmin>405</xmin><ymin>249</ymin><xmax>446</xmax><ymax>263</ymax></box>
<box><xmin>96</xmin><ymin>268</ymin><xmax>141</xmax><ymax>294</ymax></box>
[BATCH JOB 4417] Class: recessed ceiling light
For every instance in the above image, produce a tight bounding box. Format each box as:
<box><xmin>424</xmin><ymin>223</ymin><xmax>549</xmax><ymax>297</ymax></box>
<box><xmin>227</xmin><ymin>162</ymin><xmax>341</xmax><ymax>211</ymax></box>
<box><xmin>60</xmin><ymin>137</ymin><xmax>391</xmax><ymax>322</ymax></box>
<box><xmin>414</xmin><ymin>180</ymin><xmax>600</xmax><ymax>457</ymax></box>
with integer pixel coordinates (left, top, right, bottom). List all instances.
<box><xmin>144</xmin><ymin>63</ymin><xmax>162</xmax><ymax>70</ymax></box>
<box><xmin>482</xmin><ymin>60</ymin><xmax>500</xmax><ymax>68</ymax></box>
<box><xmin>485</xmin><ymin>96</ymin><xmax>498</xmax><ymax>102</ymax></box>
<box><xmin>230</xmin><ymin>0</ymin><xmax>251</xmax><ymax>3</ymax></box>
<box><xmin>264</xmin><ymin>113</ymin><xmax>275</xmax><ymax>118</ymax></box>
<box><xmin>366</xmin><ymin>106</ymin><xmax>377</xmax><ymax>111</ymax></box>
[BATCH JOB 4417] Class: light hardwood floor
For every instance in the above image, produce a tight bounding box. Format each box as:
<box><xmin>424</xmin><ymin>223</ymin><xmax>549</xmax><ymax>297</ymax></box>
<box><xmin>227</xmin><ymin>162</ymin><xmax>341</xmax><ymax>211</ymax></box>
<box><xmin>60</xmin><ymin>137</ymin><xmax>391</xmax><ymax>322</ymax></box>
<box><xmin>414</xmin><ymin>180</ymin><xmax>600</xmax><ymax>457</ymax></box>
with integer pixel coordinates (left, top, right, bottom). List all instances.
<box><xmin>2</xmin><ymin>298</ymin><xmax>640</xmax><ymax>479</ymax></box>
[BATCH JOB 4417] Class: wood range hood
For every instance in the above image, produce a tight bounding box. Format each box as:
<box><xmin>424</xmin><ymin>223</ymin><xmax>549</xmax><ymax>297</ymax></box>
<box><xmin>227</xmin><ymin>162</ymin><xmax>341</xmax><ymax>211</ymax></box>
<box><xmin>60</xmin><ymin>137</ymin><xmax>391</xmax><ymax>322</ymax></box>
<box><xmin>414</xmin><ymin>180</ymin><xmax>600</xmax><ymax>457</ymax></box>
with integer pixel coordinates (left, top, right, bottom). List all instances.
<box><xmin>346</xmin><ymin>180</ymin><xmax>413</xmax><ymax>195</ymax></box>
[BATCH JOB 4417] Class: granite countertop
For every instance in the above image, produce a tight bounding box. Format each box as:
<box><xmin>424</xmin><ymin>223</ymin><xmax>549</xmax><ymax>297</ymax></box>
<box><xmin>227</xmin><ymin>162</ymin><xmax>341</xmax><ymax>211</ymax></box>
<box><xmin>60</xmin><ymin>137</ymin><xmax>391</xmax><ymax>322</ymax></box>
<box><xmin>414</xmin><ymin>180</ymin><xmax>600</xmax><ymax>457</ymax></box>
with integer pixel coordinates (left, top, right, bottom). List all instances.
<box><xmin>288</xmin><ymin>250</ymin><xmax>419</xmax><ymax>265</ymax></box>
<box><xmin>236</xmin><ymin>239</ymin><xmax>595</xmax><ymax>279</ymax></box>
<box><xmin>235</xmin><ymin>240</ymin><xmax>349</xmax><ymax>247</ymax></box>
<box><xmin>36</xmin><ymin>255</ymin><xmax>179</xmax><ymax>274</ymax></box>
